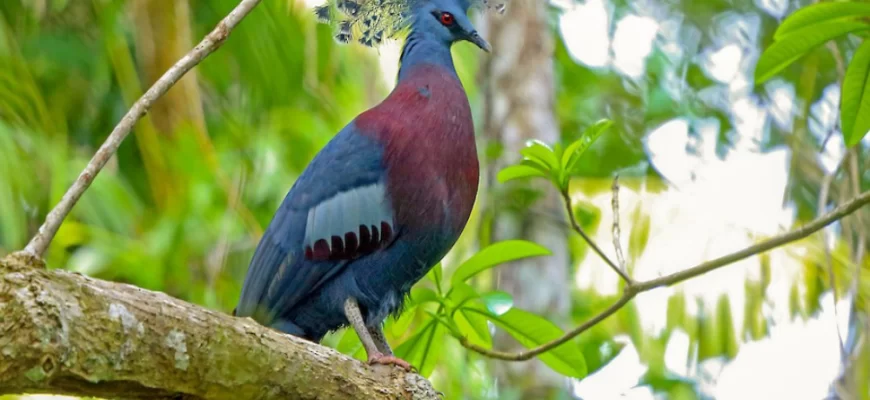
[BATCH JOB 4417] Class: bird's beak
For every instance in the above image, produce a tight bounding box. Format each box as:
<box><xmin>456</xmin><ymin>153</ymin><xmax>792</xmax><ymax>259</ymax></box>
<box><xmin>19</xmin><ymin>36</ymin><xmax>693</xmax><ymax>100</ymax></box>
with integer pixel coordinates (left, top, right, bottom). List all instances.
<box><xmin>468</xmin><ymin>31</ymin><xmax>491</xmax><ymax>52</ymax></box>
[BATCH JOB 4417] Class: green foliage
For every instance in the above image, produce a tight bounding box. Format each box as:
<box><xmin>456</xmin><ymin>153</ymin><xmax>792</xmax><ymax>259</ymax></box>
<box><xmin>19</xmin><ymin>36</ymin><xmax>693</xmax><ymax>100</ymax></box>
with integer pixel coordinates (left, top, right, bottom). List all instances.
<box><xmin>327</xmin><ymin>237</ymin><xmax>585</xmax><ymax>379</ymax></box>
<box><xmin>496</xmin><ymin>164</ymin><xmax>549</xmax><ymax>183</ymax></box>
<box><xmin>451</xmin><ymin>240</ymin><xmax>552</xmax><ymax>284</ymax></box>
<box><xmin>3</xmin><ymin>0</ymin><xmax>868</xmax><ymax>398</ymax></box>
<box><xmin>466</xmin><ymin>307</ymin><xmax>588</xmax><ymax>378</ymax></box>
<box><xmin>743</xmin><ymin>281</ymin><xmax>769</xmax><ymax>341</ymax></box>
<box><xmin>449</xmin><ymin>284</ymin><xmax>493</xmax><ymax>347</ymax></box>
<box><xmin>498</xmin><ymin>119</ymin><xmax>614</xmax><ymax>191</ymax></box>
<box><xmin>627</xmin><ymin>203</ymin><xmax>651</xmax><ymax>267</ymax></box>
<box><xmin>756</xmin><ymin>1</ymin><xmax>870</xmax><ymax>146</ymax></box>
<box><xmin>841</xmin><ymin>39</ymin><xmax>870</xmax><ymax>146</ymax></box>
<box><xmin>395</xmin><ymin>319</ymin><xmax>447</xmax><ymax>376</ymax></box>
<box><xmin>561</xmin><ymin>120</ymin><xmax>614</xmax><ymax>179</ymax></box>
<box><xmin>381</xmin><ymin>239</ymin><xmax>588</xmax><ymax>378</ymax></box>
<box><xmin>774</xmin><ymin>2</ymin><xmax>870</xmax><ymax>39</ymax></box>
<box><xmin>755</xmin><ymin>21</ymin><xmax>869</xmax><ymax>83</ymax></box>
<box><xmin>0</xmin><ymin>0</ymin><xmax>381</xmax><ymax>308</ymax></box>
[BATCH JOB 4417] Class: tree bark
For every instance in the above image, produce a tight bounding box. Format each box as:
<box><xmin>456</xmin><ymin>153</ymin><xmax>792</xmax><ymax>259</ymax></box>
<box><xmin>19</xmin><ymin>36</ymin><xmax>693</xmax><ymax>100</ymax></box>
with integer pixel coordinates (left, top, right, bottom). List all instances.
<box><xmin>479</xmin><ymin>1</ymin><xmax>574</xmax><ymax>398</ymax></box>
<box><xmin>0</xmin><ymin>253</ymin><xmax>438</xmax><ymax>400</ymax></box>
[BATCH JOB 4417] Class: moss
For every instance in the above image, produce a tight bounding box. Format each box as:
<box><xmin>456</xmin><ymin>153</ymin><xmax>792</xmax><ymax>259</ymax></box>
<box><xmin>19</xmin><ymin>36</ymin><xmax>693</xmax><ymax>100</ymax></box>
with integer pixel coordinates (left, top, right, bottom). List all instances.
<box><xmin>24</xmin><ymin>365</ymin><xmax>47</xmax><ymax>382</ymax></box>
<box><xmin>80</xmin><ymin>354</ymin><xmax>114</xmax><ymax>383</ymax></box>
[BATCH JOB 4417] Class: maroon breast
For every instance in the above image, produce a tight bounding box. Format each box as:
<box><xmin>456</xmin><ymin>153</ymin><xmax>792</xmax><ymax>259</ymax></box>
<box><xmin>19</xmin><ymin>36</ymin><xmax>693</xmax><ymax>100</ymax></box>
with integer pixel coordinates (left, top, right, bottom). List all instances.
<box><xmin>355</xmin><ymin>65</ymin><xmax>480</xmax><ymax>234</ymax></box>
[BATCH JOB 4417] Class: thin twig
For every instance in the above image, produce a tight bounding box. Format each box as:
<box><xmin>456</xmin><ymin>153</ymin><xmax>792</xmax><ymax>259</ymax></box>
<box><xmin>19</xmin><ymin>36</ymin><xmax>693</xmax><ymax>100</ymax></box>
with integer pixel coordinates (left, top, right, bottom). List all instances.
<box><xmin>843</xmin><ymin>149</ymin><xmax>867</xmax><ymax>373</ymax></box>
<box><xmin>561</xmin><ymin>189</ymin><xmax>633</xmax><ymax>284</ymax></box>
<box><xmin>19</xmin><ymin>0</ymin><xmax>263</xmax><ymax>260</ymax></box>
<box><xmin>635</xmin><ymin>190</ymin><xmax>870</xmax><ymax>291</ymax></box>
<box><xmin>820</xmin><ymin>34</ymin><xmax>846</xmax><ymax>152</ymax></box>
<box><xmin>819</xmin><ymin>157</ymin><xmax>844</xmax><ymax>357</ymax></box>
<box><xmin>847</xmin><ymin>150</ymin><xmax>867</xmax><ymax>268</ymax></box>
<box><xmin>462</xmin><ymin>189</ymin><xmax>870</xmax><ymax>361</ymax></box>
<box><xmin>827</xmin><ymin>41</ymin><xmax>847</xmax><ymax>81</ymax></box>
<box><xmin>611</xmin><ymin>175</ymin><xmax>627</xmax><ymax>272</ymax></box>
<box><xmin>460</xmin><ymin>292</ymin><xmax>635</xmax><ymax>360</ymax></box>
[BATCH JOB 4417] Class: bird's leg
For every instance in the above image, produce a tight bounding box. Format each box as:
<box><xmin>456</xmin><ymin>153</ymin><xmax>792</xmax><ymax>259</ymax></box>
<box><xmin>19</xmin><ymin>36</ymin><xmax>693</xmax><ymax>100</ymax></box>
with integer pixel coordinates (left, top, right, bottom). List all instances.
<box><xmin>343</xmin><ymin>297</ymin><xmax>412</xmax><ymax>371</ymax></box>
<box><xmin>367</xmin><ymin>324</ymin><xmax>393</xmax><ymax>355</ymax></box>
<box><xmin>343</xmin><ymin>297</ymin><xmax>380</xmax><ymax>354</ymax></box>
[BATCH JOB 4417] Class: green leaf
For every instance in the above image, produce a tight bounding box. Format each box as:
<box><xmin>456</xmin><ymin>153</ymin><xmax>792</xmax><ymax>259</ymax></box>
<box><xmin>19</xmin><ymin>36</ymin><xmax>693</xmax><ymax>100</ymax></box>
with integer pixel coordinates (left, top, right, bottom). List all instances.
<box><xmin>336</xmin><ymin>328</ymin><xmax>363</xmax><ymax>359</ymax></box>
<box><xmin>520</xmin><ymin>158</ymin><xmax>552</xmax><ymax>174</ymax></box>
<box><xmin>755</xmin><ymin>21</ymin><xmax>870</xmax><ymax>83</ymax></box>
<box><xmin>802</xmin><ymin>259</ymin><xmax>824</xmax><ymax>316</ymax></box>
<box><xmin>427</xmin><ymin>262</ymin><xmax>443</xmax><ymax>293</ymax></box>
<box><xmin>669</xmin><ymin>382</ymin><xmax>701</xmax><ymax>400</ymax></box>
<box><xmin>465</xmin><ymin>307</ymin><xmax>588</xmax><ymax>378</ymax></box>
<box><xmin>481</xmin><ymin>291</ymin><xmax>513</xmax><ymax>316</ymax></box>
<box><xmin>628</xmin><ymin>204</ymin><xmax>651</xmax><ymax>265</ymax></box>
<box><xmin>562</xmin><ymin>119</ymin><xmax>613</xmax><ymax>175</ymax></box>
<box><xmin>497</xmin><ymin>164</ymin><xmax>549</xmax><ymax>183</ymax></box>
<box><xmin>789</xmin><ymin>282</ymin><xmax>803</xmax><ymax>319</ymax></box>
<box><xmin>520</xmin><ymin>140</ymin><xmax>559</xmax><ymax>171</ymax></box>
<box><xmin>454</xmin><ymin>302</ymin><xmax>492</xmax><ymax>347</ymax></box>
<box><xmin>552</xmin><ymin>142</ymin><xmax>565</xmax><ymax>161</ymax></box>
<box><xmin>743</xmin><ymin>282</ymin><xmax>768</xmax><ymax>341</ymax></box>
<box><xmin>426</xmin><ymin>310</ymin><xmax>464</xmax><ymax>338</ymax></box>
<box><xmin>451</xmin><ymin>240</ymin><xmax>552</xmax><ymax>284</ymax></box>
<box><xmin>409</xmin><ymin>287</ymin><xmax>441</xmax><ymax>306</ymax></box>
<box><xmin>394</xmin><ymin>320</ymin><xmax>445</xmax><ymax>376</ymax></box>
<box><xmin>776</xmin><ymin>2</ymin><xmax>870</xmax><ymax>39</ymax></box>
<box><xmin>390</xmin><ymin>303</ymin><xmax>420</xmax><ymax>337</ymax></box>
<box><xmin>572</xmin><ymin>200</ymin><xmax>602</xmax><ymax>230</ymax></box>
<box><xmin>446</xmin><ymin>282</ymin><xmax>481</xmax><ymax>309</ymax></box>
<box><xmin>716</xmin><ymin>295</ymin><xmax>739</xmax><ymax>359</ymax></box>
<box><xmin>841</xmin><ymin>39</ymin><xmax>870</xmax><ymax>146</ymax></box>
<box><xmin>696</xmin><ymin>306</ymin><xmax>720</xmax><ymax>362</ymax></box>
<box><xmin>666</xmin><ymin>292</ymin><xmax>686</xmax><ymax>331</ymax></box>
<box><xmin>446</xmin><ymin>284</ymin><xmax>493</xmax><ymax>347</ymax></box>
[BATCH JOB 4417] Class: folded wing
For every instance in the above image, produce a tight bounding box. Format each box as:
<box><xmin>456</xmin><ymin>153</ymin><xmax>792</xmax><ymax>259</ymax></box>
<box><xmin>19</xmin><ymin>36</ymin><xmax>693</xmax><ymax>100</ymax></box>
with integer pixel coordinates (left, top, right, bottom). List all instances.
<box><xmin>235</xmin><ymin>125</ymin><xmax>396</xmax><ymax>322</ymax></box>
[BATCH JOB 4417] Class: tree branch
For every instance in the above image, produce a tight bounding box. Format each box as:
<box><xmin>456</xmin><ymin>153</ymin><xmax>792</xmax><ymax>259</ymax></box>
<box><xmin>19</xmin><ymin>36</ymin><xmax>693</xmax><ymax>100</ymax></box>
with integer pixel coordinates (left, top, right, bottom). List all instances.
<box><xmin>560</xmin><ymin>189</ymin><xmax>633</xmax><ymax>284</ymax></box>
<box><xmin>462</xmin><ymin>189</ymin><xmax>870</xmax><ymax>361</ymax></box>
<box><xmin>632</xmin><ymin>189</ymin><xmax>870</xmax><ymax>292</ymax></box>
<box><xmin>610</xmin><ymin>175</ymin><xmax>627</xmax><ymax>272</ymax></box>
<box><xmin>20</xmin><ymin>0</ymin><xmax>263</xmax><ymax>260</ymax></box>
<box><xmin>460</xmin><ymin>292</ymin><xmax>635</xmax><ymax>360</ymax></box>
<box><xmin>0</xmin><ymin>255</ymin><xmax>438</xmax><ymax>400</ymax></box>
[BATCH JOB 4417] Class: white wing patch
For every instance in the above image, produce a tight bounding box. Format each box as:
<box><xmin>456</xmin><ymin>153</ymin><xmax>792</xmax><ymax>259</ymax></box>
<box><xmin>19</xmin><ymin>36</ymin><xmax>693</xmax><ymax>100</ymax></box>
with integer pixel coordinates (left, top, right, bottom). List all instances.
<box><xmin>303</xmin><ymin>182</ymin><xmax>395</xmax><ymax>260</ymax></box>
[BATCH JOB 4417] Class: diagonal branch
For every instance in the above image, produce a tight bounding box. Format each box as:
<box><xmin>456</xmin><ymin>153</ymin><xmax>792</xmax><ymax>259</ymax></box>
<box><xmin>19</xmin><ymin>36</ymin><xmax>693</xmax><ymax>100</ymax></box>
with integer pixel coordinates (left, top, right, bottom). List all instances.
<box><xmin>460</xmin><ymin>292</ymin><xmax>635</xmax><ymax>361</ymax></box>
<box><xmin>560</xmin><ymin>189</ymin><xmax>633</xmax><ymax>284</ymax></box>
<box><xmin>20</xmin><ymin>0</ymin><xmax>263</xmax><ymax>260</ymax></box>
<box><xmin>462</xmin><ymin>189</ymin><xmax>870</xmax><ymax>361</ymax></box>
<box><xmin>632</xmin><ymin>189</ymin><xmax>870</xmax><ymax>291</ymax></box>
<box><xmin>0</xmin><ymin>255</ymin><xmax>437</xmax><ymax>400</ymax></box>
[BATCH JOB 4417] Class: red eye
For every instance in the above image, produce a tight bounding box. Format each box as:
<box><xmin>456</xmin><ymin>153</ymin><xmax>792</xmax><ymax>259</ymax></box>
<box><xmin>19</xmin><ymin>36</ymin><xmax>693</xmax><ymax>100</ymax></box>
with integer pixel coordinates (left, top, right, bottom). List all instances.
<box><xmin>440</xmin><ymin>12</ymin><xmax>455</xmax><ymax>25</ymax></box>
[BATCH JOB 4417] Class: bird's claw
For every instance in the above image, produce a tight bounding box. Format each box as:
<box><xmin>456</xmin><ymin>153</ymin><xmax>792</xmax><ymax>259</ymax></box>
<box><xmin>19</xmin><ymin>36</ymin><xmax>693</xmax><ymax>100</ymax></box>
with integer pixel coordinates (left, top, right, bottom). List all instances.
<box><xmin>368</xmin><ymin>354</ymin><xmax>413</xmax><ymax>371</ymax></box>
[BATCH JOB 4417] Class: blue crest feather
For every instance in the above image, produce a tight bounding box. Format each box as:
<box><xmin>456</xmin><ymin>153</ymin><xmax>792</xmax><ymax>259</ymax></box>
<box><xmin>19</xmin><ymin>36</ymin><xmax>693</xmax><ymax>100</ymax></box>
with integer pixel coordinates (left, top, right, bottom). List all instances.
<box><xmin>314</xmin><ymin>0</ymin><xmax>505</xmax><ymax>47</ymax></box>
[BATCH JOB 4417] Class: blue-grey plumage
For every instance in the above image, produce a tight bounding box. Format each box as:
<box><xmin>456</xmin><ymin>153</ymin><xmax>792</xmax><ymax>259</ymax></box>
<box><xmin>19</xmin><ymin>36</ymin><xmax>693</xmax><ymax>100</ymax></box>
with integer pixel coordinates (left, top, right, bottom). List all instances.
<box><xmin>235</xmin><ymin>0</ymin><xmax>495</xmax><ymax>370</ymax></box>
<box><xmin>235</xmin><ymin>128</ymin><xmax>389</xmax><ymax>335</ymax></box>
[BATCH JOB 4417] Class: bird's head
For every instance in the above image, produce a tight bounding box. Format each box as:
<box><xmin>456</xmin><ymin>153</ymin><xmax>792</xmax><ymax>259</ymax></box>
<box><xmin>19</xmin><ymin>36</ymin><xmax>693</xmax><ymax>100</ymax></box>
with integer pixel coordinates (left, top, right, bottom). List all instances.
<box><xmin>411</xmin><ymin>0</ymin><xmax>491</xmax><ymax>52</ymax></box>
<box><xmin>314</xmin><ymin>0</ymin><xmax>503</xmax><ymax>50</ymax></box>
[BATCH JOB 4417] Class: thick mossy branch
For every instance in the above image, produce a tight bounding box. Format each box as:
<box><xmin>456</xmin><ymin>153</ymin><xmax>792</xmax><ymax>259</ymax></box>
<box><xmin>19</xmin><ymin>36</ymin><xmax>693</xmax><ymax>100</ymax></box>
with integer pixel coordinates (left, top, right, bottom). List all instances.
<box><xmin>0</xmin><ymin>257</ymin><xmax>437</xmax><ymax>400</ymax></box>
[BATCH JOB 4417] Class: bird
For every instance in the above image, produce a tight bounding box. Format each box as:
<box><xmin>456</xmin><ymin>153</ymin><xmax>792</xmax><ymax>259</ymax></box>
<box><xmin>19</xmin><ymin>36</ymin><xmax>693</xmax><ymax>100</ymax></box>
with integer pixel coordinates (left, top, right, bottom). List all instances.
<box><xmin>234</xmin><ymin>0</ymin><xmax>498</xmax><ymax>370</ymax></box>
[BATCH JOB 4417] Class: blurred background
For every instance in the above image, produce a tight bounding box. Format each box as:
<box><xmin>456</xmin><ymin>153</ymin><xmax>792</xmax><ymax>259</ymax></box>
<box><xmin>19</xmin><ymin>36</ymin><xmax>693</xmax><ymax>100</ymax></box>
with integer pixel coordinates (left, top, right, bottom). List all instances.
<box><xmin>0</xmin><ymin>0</ymin><xmax>868</xmax><ymax>399</ymax></box>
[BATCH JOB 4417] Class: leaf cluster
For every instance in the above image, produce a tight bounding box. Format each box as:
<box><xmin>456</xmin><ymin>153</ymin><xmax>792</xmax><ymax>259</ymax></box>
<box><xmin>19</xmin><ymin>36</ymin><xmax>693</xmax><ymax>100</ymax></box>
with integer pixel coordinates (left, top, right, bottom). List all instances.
<box><xmin>755</xmin><ymin>1</ymin><xmax>870</xmax><ymax>146</ymax></box>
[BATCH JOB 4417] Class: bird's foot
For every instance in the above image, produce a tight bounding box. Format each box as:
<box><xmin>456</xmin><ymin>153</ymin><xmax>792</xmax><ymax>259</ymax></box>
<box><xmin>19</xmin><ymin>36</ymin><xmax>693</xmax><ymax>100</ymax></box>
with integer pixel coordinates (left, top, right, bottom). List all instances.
<box><xmin>368</xmin><ymin>353</ymin><xmax>413</xmax><ymax>372</ymax></box>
